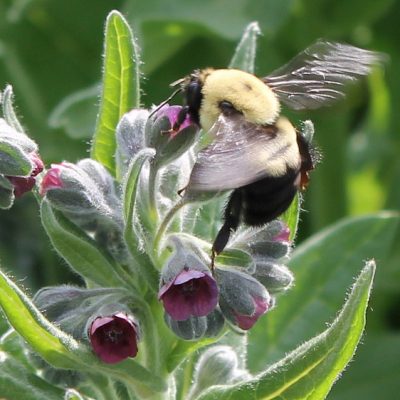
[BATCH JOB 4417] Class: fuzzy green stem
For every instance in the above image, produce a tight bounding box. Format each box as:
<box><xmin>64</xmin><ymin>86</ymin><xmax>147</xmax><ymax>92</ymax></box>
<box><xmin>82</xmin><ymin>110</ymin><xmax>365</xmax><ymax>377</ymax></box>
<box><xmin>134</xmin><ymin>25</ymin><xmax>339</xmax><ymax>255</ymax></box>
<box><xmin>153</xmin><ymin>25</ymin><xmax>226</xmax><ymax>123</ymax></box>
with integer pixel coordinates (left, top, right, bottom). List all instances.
<box><xmin>148</xmin><ymin>163</ymin><xmax>159</xmax><ymax>223</ymax></box>
<box><xmin>153</xmin><ymin>199</ymin><xmax>186</xmax><ymax>258</ymax></box>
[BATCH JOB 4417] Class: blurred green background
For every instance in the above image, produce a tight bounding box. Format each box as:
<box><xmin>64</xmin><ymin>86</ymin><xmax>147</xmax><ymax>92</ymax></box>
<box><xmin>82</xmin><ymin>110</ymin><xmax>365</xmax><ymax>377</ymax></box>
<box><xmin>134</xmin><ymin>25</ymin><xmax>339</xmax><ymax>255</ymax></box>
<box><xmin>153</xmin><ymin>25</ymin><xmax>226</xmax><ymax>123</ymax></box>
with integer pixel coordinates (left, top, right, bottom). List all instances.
<box><xmin>0</xmin><ymin>0</ymin><xmax>399</xmax><ymax>398</ymax></box>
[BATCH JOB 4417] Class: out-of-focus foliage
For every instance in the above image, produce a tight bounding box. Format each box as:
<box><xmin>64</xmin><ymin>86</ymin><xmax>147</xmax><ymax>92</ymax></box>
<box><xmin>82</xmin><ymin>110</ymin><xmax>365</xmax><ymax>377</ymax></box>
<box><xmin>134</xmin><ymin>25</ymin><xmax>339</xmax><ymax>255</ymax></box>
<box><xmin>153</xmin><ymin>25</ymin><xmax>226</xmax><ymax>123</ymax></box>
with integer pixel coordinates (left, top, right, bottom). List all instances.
<box><xmin>0</xmin><ymin>1</ymin><xmax>399</xmax><ymax>398</ymax></box>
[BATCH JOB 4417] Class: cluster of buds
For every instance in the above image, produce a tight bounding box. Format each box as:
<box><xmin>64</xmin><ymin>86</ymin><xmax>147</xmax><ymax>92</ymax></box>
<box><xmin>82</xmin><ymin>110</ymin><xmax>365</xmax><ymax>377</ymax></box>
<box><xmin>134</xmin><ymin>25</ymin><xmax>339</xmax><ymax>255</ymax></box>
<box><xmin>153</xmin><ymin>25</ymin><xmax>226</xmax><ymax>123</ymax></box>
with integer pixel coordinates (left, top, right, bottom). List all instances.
<box><xmin>0</xmin><ymin>86</ymin><xmax>44</xmax><ymax>208</ymax></box>
<box><xmin>0</xmin><ymin>95</ymin><xmax>296</xmax><ymax>368</ymax></box>
<box><xmin>158</xmin><ymin>219</ymin><xmax>293</xmax><ymax>339</ymax></box>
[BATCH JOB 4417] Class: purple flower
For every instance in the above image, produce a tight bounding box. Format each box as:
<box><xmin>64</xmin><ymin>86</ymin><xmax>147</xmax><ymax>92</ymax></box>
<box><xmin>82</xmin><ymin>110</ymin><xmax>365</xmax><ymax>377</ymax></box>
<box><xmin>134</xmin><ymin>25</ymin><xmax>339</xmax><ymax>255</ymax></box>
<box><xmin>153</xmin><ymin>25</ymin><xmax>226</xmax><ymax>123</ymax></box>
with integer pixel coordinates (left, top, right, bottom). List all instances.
<box><xmin>159</xmin><ymin>267</ymin><xmax>219</xmax><ymax>321</ymax></box>
<box><xmin>233</xmin><ymin>295</ymin><xmax>269</xmax><ymax>330</ymax></box>
<box><xmin>89</xmin><ymin>313</ymin><xmax>139</xmax><ymax>364</ymax></box>
<box><xmin>39</xmin><ymin>162</ymin><xmax>72</xmax><ymax>196</ymax></box>
<box><xmin>7</xmin><ymin>152</ymin><xmax>44</xmax><ymax>197</ymax></box>
<box><xmin>217</xmin><ymin>267</ymin><xmax>271</xmax><ymax>331</ymax></box>
<box><xmin>272</xmin><ymin>223</ymin><xmax>291</xmax><ymax>242</ymax></box>
<box><xmin>156</xmin><ymin>105</ymin><xmax>192</xmax><ymax>137</ymax></box>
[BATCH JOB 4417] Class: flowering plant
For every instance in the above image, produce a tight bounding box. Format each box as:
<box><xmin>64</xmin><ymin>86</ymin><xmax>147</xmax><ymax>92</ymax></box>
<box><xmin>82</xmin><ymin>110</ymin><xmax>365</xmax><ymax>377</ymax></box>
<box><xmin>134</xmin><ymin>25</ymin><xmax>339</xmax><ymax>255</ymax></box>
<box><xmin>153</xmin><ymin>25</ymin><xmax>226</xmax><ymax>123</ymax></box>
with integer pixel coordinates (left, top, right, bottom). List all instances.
<box><xmin>0</xmin><ymin>10</ymin><xmax>395</xmax><ymax>400</ymax></box>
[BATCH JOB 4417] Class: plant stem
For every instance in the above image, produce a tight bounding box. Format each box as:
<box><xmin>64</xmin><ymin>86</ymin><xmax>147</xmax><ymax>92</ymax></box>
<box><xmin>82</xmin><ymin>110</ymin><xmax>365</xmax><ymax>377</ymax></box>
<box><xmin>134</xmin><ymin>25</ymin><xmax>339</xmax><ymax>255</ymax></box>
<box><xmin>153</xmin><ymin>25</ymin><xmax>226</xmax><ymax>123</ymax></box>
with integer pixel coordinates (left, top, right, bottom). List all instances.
<box><xmin>148</xmin><ymin>163</ymin><xmax>159</xmax><ymax>222</ymax></box>
<box><xmin>153</xmin><ymin>199</ymin><xmax>186</xmax><ymax>257</ymax></box>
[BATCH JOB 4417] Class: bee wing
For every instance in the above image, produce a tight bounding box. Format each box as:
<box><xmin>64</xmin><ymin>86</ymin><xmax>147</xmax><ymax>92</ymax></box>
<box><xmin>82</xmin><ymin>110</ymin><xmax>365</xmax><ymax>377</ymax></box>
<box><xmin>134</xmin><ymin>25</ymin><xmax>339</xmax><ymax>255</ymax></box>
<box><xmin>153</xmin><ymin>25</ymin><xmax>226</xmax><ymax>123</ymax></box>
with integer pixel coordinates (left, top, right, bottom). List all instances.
<box><xmin>264</xmin><ymin>40</ymin><xmax>384</xmax><ymax>110</ymax></box>
<box><xmin>187</xmin><ymin>113</ymin><xmax>280</xmax><ymax>191</ymax></box>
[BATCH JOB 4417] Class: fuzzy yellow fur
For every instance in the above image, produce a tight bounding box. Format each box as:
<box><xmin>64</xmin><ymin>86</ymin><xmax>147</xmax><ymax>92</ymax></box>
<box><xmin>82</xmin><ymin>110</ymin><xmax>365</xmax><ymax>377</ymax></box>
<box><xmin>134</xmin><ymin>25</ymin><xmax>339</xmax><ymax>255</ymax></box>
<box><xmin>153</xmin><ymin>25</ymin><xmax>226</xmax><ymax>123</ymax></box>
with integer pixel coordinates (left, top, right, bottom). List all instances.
<box><xmin>199</xmin><ymin>69</ymin><xmax>280</xmax><ymax>132</ymax></box>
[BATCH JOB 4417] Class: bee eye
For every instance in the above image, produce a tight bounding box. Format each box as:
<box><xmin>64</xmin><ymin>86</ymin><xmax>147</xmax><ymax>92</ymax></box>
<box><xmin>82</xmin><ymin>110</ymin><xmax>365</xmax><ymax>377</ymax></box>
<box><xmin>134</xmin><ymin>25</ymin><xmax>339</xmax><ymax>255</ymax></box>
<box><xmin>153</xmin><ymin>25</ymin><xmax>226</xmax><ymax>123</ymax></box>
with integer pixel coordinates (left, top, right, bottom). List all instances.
<box><xmin>219</xmin><ymin>101</ymin><xmax>240</xmax><ymax>116</ymax></box>
<box><xmin>186</xmin><ymin>82</ymin><xmax>202</xmax><ymax>108</ymax></box>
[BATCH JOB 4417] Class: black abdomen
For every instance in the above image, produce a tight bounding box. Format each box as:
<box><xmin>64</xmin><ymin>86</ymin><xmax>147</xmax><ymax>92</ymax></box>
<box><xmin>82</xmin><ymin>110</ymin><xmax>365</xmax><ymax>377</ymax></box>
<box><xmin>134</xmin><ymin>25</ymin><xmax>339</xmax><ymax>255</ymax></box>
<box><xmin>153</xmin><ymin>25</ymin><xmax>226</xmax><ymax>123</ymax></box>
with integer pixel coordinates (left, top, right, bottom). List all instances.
<box><xmin>240</xmin><ymin>168</ymin><xmax>299</xmax><ymax>226</ymax></box>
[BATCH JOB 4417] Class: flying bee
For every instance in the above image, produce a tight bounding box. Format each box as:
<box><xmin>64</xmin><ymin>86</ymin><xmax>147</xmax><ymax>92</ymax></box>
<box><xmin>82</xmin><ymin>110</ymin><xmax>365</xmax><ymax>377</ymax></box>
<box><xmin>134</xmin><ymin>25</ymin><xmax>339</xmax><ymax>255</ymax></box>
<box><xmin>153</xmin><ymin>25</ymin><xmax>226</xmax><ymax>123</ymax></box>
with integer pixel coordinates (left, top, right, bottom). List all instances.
<box><xmin>165</xmin><ymin>40</ymin><xmax>383</xmax><ymax>264</ymax></box>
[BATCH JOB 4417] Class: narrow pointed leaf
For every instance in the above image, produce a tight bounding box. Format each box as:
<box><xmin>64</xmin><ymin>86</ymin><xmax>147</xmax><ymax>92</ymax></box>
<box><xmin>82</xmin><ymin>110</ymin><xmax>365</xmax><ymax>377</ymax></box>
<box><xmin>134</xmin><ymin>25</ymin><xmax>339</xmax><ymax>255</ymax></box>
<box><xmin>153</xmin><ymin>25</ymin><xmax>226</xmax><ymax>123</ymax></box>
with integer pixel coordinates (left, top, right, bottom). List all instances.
<box><xmin>280</xmin><ymin>193</ymin><xmax>300</xmax><ymax>241</ymax></box>
<box><xmin>41</xmin><ymin>200</ymin><xmax>124</xmax><ymax>287</ymax></box>
<box><xmin>1</xmin><ymin>85</ymin><xmax>25</xmax><ymax>134</ymax></box>
<box><xmin>0</xmin><ymin>269</ymin><xmax>81</xmax><ymax>369</ymax></box>
<box><xmin>249</xmin><ymin>212</ymin><xmax>399</xmax><ymax>369</ymax></box>
<box><xmin>91</xmin><ymin>10</ymin><xmax>140</xmax><ymax>177</ymax></box>
<box><xmin>197</xmin><ymin>261</ymin><xmax>375</xmax><ymax>399</ymax></box>
<box><xmin>229</xmin><ymin>22</ymin><xmax>260</xmax><ymax>73</ymax></box>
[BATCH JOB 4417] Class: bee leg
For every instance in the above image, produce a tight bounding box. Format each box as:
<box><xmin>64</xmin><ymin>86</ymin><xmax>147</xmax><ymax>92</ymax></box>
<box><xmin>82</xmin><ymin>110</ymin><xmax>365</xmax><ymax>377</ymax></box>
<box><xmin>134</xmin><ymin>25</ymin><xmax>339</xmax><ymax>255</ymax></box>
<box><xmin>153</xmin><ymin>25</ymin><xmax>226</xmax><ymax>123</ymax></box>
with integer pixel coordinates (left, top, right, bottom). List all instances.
<box><xmin>211</xmin><ymin>190</ymin><xmax>242</xmax><ymax>271</ymax></box>
<box><xmin>177</xmin><ymin>185</ymin><xmax>187</xmax><ymax>197</ymax></box>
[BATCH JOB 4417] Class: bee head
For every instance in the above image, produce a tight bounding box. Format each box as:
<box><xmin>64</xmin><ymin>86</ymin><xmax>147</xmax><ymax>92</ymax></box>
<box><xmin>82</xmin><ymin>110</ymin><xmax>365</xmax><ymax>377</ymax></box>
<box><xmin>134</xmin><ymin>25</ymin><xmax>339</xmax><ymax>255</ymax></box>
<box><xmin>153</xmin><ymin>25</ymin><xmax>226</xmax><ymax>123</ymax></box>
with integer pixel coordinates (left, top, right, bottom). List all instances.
<box><xmin>171</xmin><ymin>69</ymin><xmax>214</xmax><ymax>126</ymax></box>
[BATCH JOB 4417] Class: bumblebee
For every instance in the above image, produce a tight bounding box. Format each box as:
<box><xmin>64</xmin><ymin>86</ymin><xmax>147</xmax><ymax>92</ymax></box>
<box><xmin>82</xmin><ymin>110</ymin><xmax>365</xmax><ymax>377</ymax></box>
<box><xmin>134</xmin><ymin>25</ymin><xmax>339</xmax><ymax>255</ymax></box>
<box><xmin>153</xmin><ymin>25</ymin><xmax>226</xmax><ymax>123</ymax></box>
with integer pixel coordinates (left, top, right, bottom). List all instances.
<box><xmin>170</xmin><ymin>41</ymin><xmax>382</xmax><ymax>261</ymax></box>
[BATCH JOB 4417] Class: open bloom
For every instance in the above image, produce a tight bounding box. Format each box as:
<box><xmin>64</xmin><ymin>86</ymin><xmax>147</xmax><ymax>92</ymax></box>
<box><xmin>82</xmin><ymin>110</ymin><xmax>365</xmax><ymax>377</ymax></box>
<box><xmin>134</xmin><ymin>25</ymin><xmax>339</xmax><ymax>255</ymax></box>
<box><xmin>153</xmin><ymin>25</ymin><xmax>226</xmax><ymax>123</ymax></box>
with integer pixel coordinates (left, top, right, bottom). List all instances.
<box><xmin>159</xmin><ymin>267</ymin><xmax>219</xmax><ymax>321</ymax></box>
<box><xmin>89</xmin><ymin>313</ymin><xmax>139</xmax><ymax>364</ymax></box>
<box><xmin>156</xmin><ymin>105</ymin><xmax>192</xmax><ymax>137</ymax></box>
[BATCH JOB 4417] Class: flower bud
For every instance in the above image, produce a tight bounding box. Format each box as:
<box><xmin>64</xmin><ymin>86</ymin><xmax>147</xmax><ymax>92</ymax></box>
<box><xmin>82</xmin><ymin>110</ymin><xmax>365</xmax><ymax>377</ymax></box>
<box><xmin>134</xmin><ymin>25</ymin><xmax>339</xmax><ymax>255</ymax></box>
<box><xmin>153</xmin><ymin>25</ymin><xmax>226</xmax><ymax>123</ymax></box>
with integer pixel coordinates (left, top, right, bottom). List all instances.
<box><xmin>40</xmin><ymin>162</ymin><xmax>111</xmax><ymax>218</ymax></box>
<box><xmin>34</xmin><ymin>285</ymin><xmax>128</xmax><ymax>339</ymax></box>
<box><xmin>145</xmin><ymin>104</ymin><xmax>198</xmax><ymax>167</ymax></box>
<box><xmin>0</xmin><ymin>118</ymin><xmax>37</xmax><ymax>154</ymax></box>
<box><xmin>216</xmin><ymin>267</ymin><xmax>271</xmax><ymax>330</ymax></box>
<box><xmin>76</xmin><ymin>158</ymin><xmax>116</xmax><ymax>200</ymax></box>
<box><xmin>6</xmin><ymin>152</ymin><xmax>44</xmax><ymax>197</ymax></box>
<box><xmin>0</xmin><ymin>174</ymin><xmax>14</xmax><ymax>209</ymax></box>
<box><xmin>188</xmin><ymin>345</ymin><xmax>239</xmax><ymax>399</ymax></box>
<box><xmin>252</xmin><ymin>260</ymin><xmax>294</xmax><ymax>294</ymax></box>
<box><xmin>164</xmin><ymin>309</ymin><xmax>224</xmax><ymax>340</ymax></box>
<box><xmin>116</xmin><ymin>109</ymin><xmax>148</xmax><ymax>175</ymax></box>
<box><xmin>232</xmin><ymin>220</ymin><xmax>291</xmax><ymax>261</ymax></box>
<box><xmin>89</xmin><ymin>312</ymin><xmax>139</xmax><ymax>364</ymax></box>
<box><xmin>159</xmin><ymin>246</ymin><xmax>218</xmax><ymax>321</ymax></box>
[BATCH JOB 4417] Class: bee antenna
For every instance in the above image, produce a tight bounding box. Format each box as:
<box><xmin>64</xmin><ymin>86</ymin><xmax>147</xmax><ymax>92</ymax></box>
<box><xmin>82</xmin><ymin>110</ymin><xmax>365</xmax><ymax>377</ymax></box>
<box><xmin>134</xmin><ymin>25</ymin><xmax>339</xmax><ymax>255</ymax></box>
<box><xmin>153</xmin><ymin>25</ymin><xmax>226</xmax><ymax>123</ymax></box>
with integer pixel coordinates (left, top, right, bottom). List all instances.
<box><xmin>149</xmin><ymin>87</ymin><xmax>183</xmax><ymax>118</ymax></box>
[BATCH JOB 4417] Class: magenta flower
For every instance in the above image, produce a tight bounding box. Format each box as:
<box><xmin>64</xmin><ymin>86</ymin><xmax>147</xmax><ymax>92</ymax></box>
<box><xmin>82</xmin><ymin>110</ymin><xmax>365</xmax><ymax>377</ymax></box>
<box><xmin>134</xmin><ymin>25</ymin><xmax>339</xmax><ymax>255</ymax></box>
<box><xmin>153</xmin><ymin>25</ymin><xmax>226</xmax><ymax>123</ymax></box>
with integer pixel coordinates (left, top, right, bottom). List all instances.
<box><xmin>156</xmin><ymin>105</ymin><xmax>192</xmax><ymax>137</ymax></box>
<box><xmin>7</xmin><ymin>152</ymin><xmax>44</xmax><ymax>197</ymax></box>
<box><xmin>233</xmin><ymin>295</ymin><xmax>270</xmax><ymax>330</ymax></box>
<box><xmin>272</xmin><ymin>223</ymin><xmax>291</xmax><ymax>242</ymax></box>
<box><xmin>39</xmin><ymin>162</ymin><xmax>76</xmax><ymax>196</ymax></box>
<box><xmin>217</xmin><ymin>267</ymin><xmax>271</xmax><ymax>331</ymax></box>
<box><xmin>159</xmin><ymin>267</ymin><xmax>219</xmax><ymax>321</ymax></box>
<box><xmin>89</xmin><ymin>313</ymin><xmax>139</xmax><ymax>364</ymax></box>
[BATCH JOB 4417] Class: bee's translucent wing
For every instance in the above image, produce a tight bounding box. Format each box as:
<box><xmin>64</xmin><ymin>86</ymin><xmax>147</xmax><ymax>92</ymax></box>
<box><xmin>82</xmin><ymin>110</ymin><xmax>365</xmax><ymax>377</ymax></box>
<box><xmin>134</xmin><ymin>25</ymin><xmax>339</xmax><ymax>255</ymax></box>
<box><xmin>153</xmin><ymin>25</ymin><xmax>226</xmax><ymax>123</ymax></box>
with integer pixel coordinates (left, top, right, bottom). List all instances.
<box><xmin>187</xmin><ymin>113</ymin><xmax>284</xmax><ymax>192</ymax></box>
<box><xmin>264</xmin><ymin>40</ymin><xmax>384</xmax><ymax>110</ymax></box>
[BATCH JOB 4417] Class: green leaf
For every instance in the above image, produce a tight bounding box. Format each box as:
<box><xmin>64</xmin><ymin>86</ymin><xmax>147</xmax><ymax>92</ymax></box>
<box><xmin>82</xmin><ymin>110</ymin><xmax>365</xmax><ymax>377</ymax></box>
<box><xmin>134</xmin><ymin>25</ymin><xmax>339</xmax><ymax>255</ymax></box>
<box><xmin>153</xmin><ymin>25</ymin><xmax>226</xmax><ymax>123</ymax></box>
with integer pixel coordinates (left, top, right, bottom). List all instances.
<box><xmin>40</xmin><ymin>200</ymin><xmax>124</xmax><ymax>288</ymax></box>
<box><xmin>229</xmin><ymin>21</ymin><xmax>260</xmax><ymax>73</ymax></box>
<box><xmin>1</xmin><ymin>85</ymin><xmax>25</xmax><ymax>134</ymax></box>
<box><xmin>329</xmin><ymin>333</ymin><xmax>400</xmax><ymax>400</ymax></box>
<box><xmin>91</xmin><ymin>10</ymin><xmax>140</xmax><ymax>177</ymax></box>
<box><xmin>281</xmin><ymin>193</ymin><xmax>300</xmax><ymax>241</ymax></box>
<box><xmin>196</xmin><ymin>260</ymin><xmax>375</xmax><ymax>400</ymax></box>
<box><xmin>248</xmin><ymin>212</ymin><xmax>399</xmax><ymax>371</ymax></box>
<box><xmin>48</xmin><ymin>84</ymin><xmax>99</xmax><ymax>139</ymax></box>
<box><xmin>0</xmin><ymin>269</ymin><xmax>80</xmax><ymax>369</ymax></box>
<box><xmin>0</xmin><ymin>353</ymin><xmax>64</xmax><ymax>400</ymax></box>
